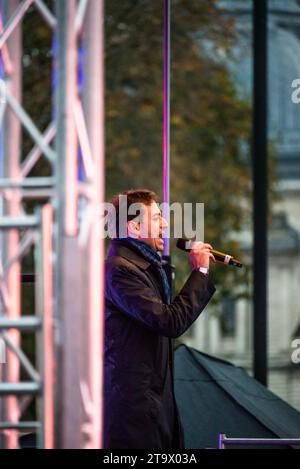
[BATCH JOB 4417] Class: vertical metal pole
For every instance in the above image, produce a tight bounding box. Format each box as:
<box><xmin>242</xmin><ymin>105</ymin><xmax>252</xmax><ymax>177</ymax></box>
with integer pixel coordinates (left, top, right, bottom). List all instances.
<box><xmin>3</xmin><ymin>0</ymin><xmax>21</xmax><ymax>449</ymax></box>
<box><xmin>54</xmin><ymin>0</ymin><xmax>104</xmax><ymax>448</ymax></box>
<box><xmin>0</xmin><ymin>2</ymin><xmax>5</xmax><ymax>449</ymax></box>
<box><xmin>59</xmin><ymin>2</ymin><xmax>78</xmax><ymax>237</ymax></box>
<box><xmin>163</xmin><ymin>0</ymin><xmax>170</xmax><ymax>257</ymax></box>
<box><xmin>253</xmin><ymin>0</ymin><xmax>268</xmax><ymax>386</ymax></box>
<box><xmin>40</xmin><ymin>204</ymin><xmax>54</xmax><ymax>449</ymax></box>
<box><xmin>35</xmin><ymin>204</ymin><xmax>54</xmax><ymax>448</ymax></box>
<box><xmin>54</xmin><ymin>0</ymin><xmax>80</xmax><ymax>448</ymax></box>
<box><xmin>219</xmin><ymin>433</ymin><xmax>226</xmax><ymax>449</ymax></box>
<box><xmin>82</xmin><ymin>0</ymin><xmax>104</xmax><ymax>448</ymax></box>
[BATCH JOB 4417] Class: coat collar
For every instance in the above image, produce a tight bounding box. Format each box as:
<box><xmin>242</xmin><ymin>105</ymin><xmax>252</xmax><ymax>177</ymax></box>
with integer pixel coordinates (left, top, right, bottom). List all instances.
<box><xmin>107</xmin><ymin>238</ymin><xmax>151</xmax><ymax>270</ymax></box>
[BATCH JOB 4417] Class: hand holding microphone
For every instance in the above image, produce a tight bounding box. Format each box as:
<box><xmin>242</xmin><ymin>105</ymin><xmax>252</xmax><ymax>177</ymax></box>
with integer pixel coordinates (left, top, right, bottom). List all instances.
<box><xmin>176</xmin><ymin>238</ymin><xmax>243</xmax><ymax>268</ymax></box>
<box><xmin>187</xmin><ymin>242</ymin><xmax>216</xmax><ymax>270</ymax></box>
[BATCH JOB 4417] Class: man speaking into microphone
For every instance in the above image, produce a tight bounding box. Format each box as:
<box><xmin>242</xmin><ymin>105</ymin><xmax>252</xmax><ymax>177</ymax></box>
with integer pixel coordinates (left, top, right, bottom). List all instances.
<box><xmin>104</xmin><ymin>188</ymin><xmax>216</xmax><ymax>449</ymax></box>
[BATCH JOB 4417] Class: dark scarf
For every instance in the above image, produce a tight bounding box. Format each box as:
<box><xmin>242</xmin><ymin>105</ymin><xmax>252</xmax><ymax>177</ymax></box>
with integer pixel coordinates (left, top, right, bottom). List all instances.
<box><xmin>121</xmin><ymin>237</ymin><xmax>171</xmax><ymax>304</ymax></box>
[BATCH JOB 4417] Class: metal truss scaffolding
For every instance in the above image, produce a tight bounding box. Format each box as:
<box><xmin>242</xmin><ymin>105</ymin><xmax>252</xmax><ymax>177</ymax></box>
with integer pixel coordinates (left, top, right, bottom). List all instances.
<box><xmin>0</xmin><ymin>0</ymin><xmax>104</xmax><ymax>449</ymax></box>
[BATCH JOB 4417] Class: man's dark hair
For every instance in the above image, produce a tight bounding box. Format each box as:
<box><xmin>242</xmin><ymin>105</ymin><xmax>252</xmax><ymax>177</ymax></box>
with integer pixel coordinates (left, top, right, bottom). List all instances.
<box><xmin>109</xmin><ymin>188</ymin><xmax>158</xmax><ymax>237</ymax></box>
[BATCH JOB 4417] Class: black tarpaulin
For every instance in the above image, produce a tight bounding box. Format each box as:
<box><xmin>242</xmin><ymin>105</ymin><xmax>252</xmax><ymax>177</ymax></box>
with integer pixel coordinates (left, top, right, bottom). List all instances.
<box><xmin>174</xmin><ymin>345</ymin><xmax>300</xmax><ymax>449</ymax></box>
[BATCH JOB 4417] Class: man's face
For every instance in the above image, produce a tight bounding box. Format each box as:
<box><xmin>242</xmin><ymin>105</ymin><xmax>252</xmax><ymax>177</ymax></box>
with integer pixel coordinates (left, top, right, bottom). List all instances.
<box><xmin>135</xmin><ymin>201</ymin><xmax>168</xmax><ymax>251</ymax></box>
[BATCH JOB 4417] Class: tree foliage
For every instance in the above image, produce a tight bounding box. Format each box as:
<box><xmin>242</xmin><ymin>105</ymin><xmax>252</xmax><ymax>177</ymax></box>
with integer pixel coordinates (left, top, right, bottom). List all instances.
<box><xmin>21</xmin><ymin>0</ymin><xmax>277</xmax><ymax>305</ymax></box>
<box><xmin>105</xmin><ymin>0</ymin><xmax>256</xmax><ymax>302</ymax></box>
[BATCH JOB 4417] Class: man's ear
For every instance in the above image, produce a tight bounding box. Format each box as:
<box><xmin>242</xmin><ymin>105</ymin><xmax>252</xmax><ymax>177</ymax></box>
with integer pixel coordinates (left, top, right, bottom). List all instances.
<box><xmin>127</xmin><ymin>220</ymin><xmax>140</xmax><ymax>237</ymax></box>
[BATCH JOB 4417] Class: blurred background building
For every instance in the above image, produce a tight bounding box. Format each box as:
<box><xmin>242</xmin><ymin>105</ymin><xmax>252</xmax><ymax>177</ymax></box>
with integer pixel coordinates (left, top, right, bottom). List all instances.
<box><xmin>182</xmin><ymin>0</ymin><xmax>300</xmax><ymax>411</ymax></box>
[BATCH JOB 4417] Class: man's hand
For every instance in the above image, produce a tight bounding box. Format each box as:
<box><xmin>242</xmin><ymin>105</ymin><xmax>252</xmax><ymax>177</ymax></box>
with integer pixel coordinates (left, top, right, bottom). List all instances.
<box><xmin>188</xmin><ymin>242</ymin><xmax>216</xmax><ymax>270</ymax></box>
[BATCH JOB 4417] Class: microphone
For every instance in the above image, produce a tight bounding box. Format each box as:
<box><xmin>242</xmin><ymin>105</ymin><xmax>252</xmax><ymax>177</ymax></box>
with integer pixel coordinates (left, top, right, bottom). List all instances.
<box><xmin>176</xmin><ymin>238</ymin><xmax>243</xmax><ymax>268</ymax></box>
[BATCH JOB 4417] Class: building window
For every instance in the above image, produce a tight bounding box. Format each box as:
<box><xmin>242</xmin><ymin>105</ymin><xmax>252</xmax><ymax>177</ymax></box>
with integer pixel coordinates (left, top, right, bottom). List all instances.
<box><xmin>220</xmin><ymin>297</ymin><xmax>236</xmax><ymax>337</ymax></box>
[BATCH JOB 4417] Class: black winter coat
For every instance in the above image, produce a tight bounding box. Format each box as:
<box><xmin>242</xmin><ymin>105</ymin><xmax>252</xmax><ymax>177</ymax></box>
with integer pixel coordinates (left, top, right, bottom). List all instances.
<box><xmin>104</xmin><ymin>239</ymin><xmax>216</xmax><ymax>449</ymax></box>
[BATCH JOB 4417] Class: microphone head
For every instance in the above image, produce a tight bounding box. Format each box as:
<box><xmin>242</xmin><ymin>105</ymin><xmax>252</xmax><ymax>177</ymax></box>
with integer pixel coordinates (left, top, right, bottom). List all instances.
<box><xmin>176</xmin><ymin>238</ymin><xmax>193</xmax><ymax>252</ymax></box>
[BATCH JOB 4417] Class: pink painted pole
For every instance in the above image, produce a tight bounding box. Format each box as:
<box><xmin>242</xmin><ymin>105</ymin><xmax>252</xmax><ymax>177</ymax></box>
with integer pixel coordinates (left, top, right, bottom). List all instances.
<box><xmin>42</xmin><ymin>204</ymin><xmax>54</xmax><ymax>449</ymax></box>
